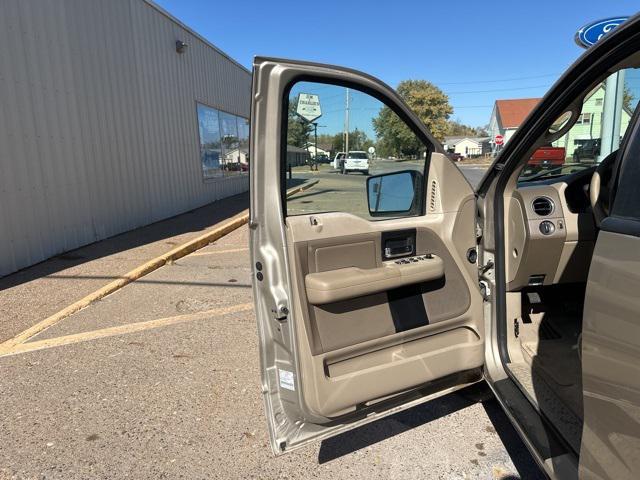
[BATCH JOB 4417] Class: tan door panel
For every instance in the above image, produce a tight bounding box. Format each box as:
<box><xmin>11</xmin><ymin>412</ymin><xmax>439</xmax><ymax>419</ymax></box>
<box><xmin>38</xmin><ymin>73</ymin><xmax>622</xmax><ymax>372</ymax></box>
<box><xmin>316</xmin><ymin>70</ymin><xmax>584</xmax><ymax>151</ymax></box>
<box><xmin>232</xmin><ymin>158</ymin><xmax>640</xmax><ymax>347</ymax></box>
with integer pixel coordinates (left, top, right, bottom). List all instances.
<box><xmin>282</xmin><ymin>154</ymin><xmax>484</xmax><ymax>419</ymax></box>
<box><xmin>313</xmin><ymin>240</ymin><xmax>377</xmax><ymax>272</ymax></box>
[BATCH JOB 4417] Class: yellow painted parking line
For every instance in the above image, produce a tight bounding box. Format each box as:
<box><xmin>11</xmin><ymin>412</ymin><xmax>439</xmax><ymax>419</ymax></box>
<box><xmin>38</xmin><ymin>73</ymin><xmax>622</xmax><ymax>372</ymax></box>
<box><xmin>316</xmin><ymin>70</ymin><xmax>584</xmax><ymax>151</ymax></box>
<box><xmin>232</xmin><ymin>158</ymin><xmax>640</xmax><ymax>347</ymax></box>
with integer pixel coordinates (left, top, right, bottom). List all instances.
<box><xmin>189</xmin><ymin>247</ymin><xmax>249</xmax><ymax>257</ymax></box>
<box><xmin>0</xmin><ymin>214</ymin><xmax>250</xmax><ymax>356</ymax></box>
<box><xmin>0</xmin><ymin>303</ymin><xmax>254</xmax><ymax>358</ymax></box>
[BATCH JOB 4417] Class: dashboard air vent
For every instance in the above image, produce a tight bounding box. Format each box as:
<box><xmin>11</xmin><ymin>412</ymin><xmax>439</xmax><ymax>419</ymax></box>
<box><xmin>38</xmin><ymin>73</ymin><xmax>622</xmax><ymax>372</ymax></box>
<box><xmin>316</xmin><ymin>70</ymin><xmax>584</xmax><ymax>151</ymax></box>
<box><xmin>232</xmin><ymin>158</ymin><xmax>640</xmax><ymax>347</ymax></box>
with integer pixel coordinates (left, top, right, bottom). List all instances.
<box><xmin>532</xmin><ymin>197</ymin><xmax>554</xmax><ymax>216</ymax></box>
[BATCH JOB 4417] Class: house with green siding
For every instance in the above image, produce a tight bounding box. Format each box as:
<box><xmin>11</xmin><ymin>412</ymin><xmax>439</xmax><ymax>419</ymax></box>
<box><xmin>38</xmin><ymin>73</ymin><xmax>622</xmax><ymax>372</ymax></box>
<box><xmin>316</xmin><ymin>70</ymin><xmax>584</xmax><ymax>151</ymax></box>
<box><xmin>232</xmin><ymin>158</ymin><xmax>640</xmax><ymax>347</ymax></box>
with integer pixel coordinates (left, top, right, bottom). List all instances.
<box><xmin>552</xmin><ymin>83</ymin><xmax>632</xmax><ymax>159</ymax></box>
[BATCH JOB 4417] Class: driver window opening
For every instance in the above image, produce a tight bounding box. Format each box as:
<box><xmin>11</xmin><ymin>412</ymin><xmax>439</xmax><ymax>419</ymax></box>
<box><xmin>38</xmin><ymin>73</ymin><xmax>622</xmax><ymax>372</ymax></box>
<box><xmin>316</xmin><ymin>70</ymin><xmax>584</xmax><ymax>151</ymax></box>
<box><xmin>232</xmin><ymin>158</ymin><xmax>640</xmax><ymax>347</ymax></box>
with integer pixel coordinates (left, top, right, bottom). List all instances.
<box><xmin>283</xmin><ymin>80</ymin><xmax>432</xmax><ymax>220</ymax></box>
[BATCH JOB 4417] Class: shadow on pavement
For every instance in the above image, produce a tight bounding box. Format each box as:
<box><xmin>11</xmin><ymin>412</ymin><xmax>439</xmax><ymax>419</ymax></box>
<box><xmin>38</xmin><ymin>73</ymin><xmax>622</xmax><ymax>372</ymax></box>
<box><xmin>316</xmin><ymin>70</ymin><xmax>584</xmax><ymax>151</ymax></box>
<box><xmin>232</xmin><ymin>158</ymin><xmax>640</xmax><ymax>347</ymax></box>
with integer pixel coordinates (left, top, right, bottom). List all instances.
<box><xmin>318</xmin><ymin>384</ymin><xmax>480</xmax><ymax>463</ymax></box>
<box><xmin>481</xmin><ymin>398</ymin><xmax>545</xmax><ymax>479</ymax></box>
<box><xmin>287</xmin><ymin>188</ymin><xmax>338</xmax><ymax>201</ymax></box>
<box><xmin>318</xmin><ymin>382</ymin><xmax>543</xmax><ymax>479</ymax></box>
<box><xmin>0</xmin><ymin>192</ymin><xmax>248</xmax><ymax>291</ymax></box>
<box><xmin>42</xmin><ymin>274</ymin><xmax>253</xmax><ymax>289</ymax></box>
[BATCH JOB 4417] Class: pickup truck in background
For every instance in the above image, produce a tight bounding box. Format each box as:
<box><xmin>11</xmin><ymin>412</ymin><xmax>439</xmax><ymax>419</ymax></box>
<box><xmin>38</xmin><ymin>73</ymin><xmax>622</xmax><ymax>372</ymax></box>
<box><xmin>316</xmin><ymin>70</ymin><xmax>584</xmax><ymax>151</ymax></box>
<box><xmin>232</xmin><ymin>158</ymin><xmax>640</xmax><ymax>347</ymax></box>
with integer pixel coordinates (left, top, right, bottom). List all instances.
<box><xmin>573</xmin><ymin>138</ymin><xmax>600</xmax><ymax>162</ymax></box>
<box><xmin>524</xmin><ymin>145</ymin><xmax>566</xmax><ymax>175</ymax></box>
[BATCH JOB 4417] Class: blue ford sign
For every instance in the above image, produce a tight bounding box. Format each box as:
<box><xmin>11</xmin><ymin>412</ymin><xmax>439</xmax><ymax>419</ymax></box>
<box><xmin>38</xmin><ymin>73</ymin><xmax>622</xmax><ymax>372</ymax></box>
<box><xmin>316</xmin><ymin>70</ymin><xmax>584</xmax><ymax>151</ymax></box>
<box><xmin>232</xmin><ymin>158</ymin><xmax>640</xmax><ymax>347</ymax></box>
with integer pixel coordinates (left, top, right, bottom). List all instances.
<box><xmin>575</xmin><ymin>17</ymin><xmax>629</xmax><ymax>48</ymax></box>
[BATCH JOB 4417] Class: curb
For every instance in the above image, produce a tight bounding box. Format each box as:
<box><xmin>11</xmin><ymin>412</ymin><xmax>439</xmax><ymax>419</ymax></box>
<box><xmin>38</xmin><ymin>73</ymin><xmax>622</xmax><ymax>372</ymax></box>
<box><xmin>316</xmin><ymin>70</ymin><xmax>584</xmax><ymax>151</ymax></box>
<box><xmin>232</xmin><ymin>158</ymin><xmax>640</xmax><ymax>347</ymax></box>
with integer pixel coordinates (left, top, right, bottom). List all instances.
<box><xmin>0</xmin><ymin>179</ymin><xmax>319</xmax><ymax>353</ymax></box>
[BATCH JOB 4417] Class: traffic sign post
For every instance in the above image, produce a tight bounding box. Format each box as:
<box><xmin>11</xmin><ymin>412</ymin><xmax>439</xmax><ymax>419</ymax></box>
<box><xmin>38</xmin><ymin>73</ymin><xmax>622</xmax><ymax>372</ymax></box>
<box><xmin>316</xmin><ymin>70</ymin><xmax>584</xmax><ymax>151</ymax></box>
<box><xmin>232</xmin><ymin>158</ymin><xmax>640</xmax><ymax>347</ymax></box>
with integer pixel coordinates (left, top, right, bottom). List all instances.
<box><xmin>296</xmin><ymin>93</ymin><xmax>322</xmax><ymax>123</ymax></box>
<box><xmin>296</xmin><ymin>93</ymin><xmax>323</xmax><ymax>170</ymax></box>
<box><xmin>367</xmin><ymin>146</ymin><xmax>375</xmax><ymax>160</ymax></box>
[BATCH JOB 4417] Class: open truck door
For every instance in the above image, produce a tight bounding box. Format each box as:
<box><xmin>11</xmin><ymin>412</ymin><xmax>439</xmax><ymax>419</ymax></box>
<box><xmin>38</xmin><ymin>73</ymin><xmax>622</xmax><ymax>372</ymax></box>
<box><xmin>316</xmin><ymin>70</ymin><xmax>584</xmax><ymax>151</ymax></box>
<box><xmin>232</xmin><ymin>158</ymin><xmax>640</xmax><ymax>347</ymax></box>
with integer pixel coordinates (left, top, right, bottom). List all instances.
<box><xmin>249</xmin><ymin>58</ymin><xmax>485</xmax><ymax>454</ymax></box>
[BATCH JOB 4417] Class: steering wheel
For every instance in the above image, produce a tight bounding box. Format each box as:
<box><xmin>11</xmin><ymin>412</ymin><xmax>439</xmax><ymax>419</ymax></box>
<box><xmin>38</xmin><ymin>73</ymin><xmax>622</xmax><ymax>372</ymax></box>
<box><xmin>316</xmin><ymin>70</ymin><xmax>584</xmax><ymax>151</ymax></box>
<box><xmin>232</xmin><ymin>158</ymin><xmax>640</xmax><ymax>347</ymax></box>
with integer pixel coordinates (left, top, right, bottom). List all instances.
<box><xmin>589</xmin><ymin>150</ymin><xmax>617</xmax><ymax>228</ymax></box>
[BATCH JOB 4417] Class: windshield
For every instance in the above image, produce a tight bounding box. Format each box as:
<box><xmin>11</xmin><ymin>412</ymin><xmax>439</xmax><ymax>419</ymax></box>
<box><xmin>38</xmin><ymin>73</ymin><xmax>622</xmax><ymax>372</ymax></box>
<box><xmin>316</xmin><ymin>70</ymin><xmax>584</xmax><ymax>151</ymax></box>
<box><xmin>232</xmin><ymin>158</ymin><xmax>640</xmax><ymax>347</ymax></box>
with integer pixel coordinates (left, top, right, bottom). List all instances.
<box><xmin>515</xmin><ymin>67</ymin><xmax>640</xmax><ymax>183</ymax></box>
<box><xmin>348</xmin><ymin>152</ymin><xmax>368</xmax><ymax>159</ymax></box>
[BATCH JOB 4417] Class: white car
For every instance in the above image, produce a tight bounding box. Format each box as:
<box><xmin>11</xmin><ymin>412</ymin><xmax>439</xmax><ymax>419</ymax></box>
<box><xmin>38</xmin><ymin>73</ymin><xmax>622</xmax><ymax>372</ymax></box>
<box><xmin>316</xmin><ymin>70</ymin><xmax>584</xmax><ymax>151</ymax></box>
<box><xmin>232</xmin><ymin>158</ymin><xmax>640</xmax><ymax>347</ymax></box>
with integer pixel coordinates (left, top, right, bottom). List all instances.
<box><xmin>332</xmin><ymin>152</ymin><xmax>345</xmax><ymax>169</ymax></box>
<box><xmin>340</xmin><ymin>151</ymin><xmax>369</xmax><ymax>174</ymax></box>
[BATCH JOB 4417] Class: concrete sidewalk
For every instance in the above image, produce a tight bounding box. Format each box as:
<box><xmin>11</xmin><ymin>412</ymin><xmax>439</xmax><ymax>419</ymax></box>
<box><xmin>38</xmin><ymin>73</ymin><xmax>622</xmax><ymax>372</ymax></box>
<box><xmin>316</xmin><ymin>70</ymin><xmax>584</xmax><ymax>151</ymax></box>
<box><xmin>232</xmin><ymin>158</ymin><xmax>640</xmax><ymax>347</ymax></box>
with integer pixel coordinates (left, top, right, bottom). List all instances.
<box><xmin>0</xmin><ymin>192</ymin><xmax>248</xmax><ymax>343</ymax></box>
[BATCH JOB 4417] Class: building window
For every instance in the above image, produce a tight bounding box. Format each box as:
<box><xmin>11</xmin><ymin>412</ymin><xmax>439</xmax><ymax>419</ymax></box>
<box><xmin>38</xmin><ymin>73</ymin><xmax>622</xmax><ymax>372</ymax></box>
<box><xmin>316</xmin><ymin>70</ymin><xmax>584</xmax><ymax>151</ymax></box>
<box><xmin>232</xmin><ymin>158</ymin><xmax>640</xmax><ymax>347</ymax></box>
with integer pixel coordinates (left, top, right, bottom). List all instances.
<box><xmin>595</xmin><ymin>98</ymin><xmax>603</xmax><ymax>106</ymax></box>
<box><xmin>197</xmin><ymin>103</ymin><xmax>249</xmax><ymax>179</ymax></box>
<box><xmin>197</xmin><ymin>103</ymin><xmax>223</xmax><ymax>179</ymax></box>
<box><xmin>576</xmin><ymin>112</ymin><xmax>592</xmax><ymax>125</ymax></box>
<box><xmin>237</xmin><ymin>117</ymin><xmax>250</xmax><ymax>170</ymax></box>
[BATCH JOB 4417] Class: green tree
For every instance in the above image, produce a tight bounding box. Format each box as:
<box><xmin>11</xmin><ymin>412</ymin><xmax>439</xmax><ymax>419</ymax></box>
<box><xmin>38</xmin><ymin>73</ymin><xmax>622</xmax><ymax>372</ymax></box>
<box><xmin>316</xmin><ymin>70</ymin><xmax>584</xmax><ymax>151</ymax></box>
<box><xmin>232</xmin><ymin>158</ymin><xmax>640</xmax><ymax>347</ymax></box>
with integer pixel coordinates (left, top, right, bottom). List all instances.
<box><xmin>624</xmin><ymin>84</ymin><xmax>636</xmax><ymax>112</ymax></box>
<box><xmin>317</xmin><ymin>133</ymin><xmax>344</xmax><ymax>155</ymax></box>
<box><xmin>349</xmin><ymin>128</ymin><xmax>374</xmax><ymax>151</ymax></box>
<box><xmin>287</xmin><ymin>95</ymin><xmax>313</xmax><ymax>148</ymax></box>
<box><xmin>372</xmin><ymin>80</ymin><xmax>453</xmax><ymax>157</ymax></box>
<box><xmin>446</xmin><ymin>119</ymin><xmax>489</xmax><ymax>137</ymax></box>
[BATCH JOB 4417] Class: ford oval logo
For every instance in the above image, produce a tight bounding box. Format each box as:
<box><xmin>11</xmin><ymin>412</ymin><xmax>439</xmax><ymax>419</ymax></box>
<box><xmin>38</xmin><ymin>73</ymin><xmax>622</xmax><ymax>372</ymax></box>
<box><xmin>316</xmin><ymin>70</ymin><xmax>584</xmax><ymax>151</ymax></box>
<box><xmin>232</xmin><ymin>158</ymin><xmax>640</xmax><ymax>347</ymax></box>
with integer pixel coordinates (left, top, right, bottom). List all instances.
<box><xmin>575</xmin><ymin>17</ymin><xmax>629</xmax><ymax>48</ymax></box>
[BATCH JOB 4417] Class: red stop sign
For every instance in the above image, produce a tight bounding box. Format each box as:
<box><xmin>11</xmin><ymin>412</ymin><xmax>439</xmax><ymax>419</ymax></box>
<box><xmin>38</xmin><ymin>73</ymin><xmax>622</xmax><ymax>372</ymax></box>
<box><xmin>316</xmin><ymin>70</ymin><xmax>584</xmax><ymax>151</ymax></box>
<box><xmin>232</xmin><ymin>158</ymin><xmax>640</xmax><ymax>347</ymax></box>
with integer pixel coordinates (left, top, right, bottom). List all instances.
<box><xmin>495</xmin><ymin>134</ymin><xmax>504</xmax><ymax>145</ymax></box>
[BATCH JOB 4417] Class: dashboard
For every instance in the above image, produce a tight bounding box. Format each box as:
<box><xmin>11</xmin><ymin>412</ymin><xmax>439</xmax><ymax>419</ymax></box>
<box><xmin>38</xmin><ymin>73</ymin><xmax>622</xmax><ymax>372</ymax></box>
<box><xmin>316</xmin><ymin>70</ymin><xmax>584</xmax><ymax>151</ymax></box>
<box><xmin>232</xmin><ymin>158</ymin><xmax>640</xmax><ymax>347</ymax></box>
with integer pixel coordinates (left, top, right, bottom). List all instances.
<box><xmin>505</xmin><ymin>169</ymin><xmax>597</xmax><ymax>291</ymax></box>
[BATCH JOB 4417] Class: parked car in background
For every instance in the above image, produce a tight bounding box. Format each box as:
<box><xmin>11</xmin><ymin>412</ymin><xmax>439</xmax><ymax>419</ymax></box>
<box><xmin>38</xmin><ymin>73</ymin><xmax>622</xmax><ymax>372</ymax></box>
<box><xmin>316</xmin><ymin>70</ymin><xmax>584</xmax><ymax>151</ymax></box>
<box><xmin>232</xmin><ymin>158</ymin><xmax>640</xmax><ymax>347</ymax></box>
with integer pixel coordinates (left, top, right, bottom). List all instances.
<box><xmin>341</xmin><ymin>151</ymin><xmax>369</xmax><ymax>174</ymax></box>
<box><xmin>332</xmin><ymin>152</ymin><xmax>345</xmax><ymax>169</ymax></box>
<box><xmin>315</xmin><ymin>154</ymin><xmax>331</xmax><ymax>164</ymax></box>
<box><xmin>223</xmin><ymin>162</ymin><xmax>247</xmax><ymax>172</ymax></box>
<box><xmin>573</xmin><ymin>138</ymin><xmax>600</xmax><ymax>162</ymax></box>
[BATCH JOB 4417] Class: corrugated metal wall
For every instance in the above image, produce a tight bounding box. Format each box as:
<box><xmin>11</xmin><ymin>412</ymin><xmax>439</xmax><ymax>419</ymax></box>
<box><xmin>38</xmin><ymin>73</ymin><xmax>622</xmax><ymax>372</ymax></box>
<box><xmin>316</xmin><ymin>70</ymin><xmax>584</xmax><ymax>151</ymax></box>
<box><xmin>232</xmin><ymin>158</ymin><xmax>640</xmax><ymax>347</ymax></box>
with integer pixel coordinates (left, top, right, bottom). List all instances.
<box><xmin>0</xmin><ymin>0</ymin><xmax>251</xmax><ymax>277</ymax></box>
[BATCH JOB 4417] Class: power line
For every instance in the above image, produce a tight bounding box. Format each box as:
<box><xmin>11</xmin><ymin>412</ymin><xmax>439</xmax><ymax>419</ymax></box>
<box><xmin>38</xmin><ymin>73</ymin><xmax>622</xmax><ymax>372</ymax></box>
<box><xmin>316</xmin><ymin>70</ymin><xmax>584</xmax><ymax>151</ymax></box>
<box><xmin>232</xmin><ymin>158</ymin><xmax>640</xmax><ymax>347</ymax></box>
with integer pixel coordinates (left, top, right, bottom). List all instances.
<box><xmin>445</xmin><ymin>84</ymin><xmax>550</xmax><ymax>95</ymax></box>
<box><xmin>435</xmin><ymin>73</ymin><xmax>560</xmax><ymax>85</ymax></box>
<box><xmin>452</xmin><ymin>105</ymin><xmax>494</xmax><ymax>109</ymax></box>
<box><xmin>295</xmin><ymin>80</ymin><xmax>552</xmax><ymax>100</ymax></box>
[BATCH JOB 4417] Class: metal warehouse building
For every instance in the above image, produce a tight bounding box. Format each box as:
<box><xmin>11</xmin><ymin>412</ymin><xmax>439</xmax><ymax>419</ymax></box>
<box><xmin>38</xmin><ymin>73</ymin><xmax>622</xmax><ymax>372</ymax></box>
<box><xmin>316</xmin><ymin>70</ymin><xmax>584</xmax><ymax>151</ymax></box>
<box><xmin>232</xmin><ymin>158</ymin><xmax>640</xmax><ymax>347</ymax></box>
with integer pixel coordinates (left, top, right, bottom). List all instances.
<box><xmin>0</xmin><ymin>0</ymin><xmax>251</xmax><ymax>277</ymax></box>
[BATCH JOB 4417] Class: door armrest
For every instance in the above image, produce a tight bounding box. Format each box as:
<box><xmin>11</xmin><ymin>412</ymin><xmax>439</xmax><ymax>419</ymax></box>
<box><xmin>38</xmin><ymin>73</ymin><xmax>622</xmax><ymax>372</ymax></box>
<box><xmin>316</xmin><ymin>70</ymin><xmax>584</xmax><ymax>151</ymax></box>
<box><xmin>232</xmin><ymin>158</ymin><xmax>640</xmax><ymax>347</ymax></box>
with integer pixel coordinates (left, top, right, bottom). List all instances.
<box><xmin>305</xmin><ymin>256</ymin><xmax>444</xmax><ymax>305</ymax></box>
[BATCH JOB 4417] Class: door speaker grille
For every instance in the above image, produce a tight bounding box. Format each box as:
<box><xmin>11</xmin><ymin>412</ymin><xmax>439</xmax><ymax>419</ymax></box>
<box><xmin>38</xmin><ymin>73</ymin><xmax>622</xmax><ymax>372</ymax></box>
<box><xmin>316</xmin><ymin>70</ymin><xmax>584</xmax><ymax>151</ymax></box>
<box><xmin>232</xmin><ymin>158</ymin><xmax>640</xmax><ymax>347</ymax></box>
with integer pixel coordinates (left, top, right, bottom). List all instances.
<box><xmin>430</xmin><ymin>180</ymin><xmax>438</xmax><ymax>212</ymax></box>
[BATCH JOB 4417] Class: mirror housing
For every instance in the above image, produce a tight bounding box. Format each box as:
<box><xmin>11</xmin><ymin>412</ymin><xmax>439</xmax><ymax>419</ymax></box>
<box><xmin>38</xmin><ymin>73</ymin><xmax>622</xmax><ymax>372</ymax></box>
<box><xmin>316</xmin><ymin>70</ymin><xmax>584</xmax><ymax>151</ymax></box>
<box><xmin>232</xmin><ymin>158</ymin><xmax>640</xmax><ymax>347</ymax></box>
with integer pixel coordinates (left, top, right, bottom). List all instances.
<box><xmin>367</xmin><ymin>170</ymin><xmax>423</xmax><ymax>217</ymax></box>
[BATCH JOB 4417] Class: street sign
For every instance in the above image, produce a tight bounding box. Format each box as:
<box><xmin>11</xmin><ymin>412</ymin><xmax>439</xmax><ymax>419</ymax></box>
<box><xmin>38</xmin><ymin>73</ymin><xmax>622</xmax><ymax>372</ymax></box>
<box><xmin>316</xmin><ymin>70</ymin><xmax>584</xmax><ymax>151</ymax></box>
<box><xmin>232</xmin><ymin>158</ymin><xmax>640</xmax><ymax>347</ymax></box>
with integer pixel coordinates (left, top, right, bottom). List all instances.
<box><xmin>296</xmin><ymin>93</ymin><xmax>322</xmax><ymax>123</ymax></box>
<box><xmin>367</xmin><ymin>146</ymin><xmax>375</xmax><ymax>155</ymax></box>
<box><xmin>495</xmin><ymin>134</ymin><xmax>504</xmax><ymax>146</ymax></box>
<box><xmin>575</xmin><ymin>17</ymin><xmax>628</xmax><ymax>49</ymax></box>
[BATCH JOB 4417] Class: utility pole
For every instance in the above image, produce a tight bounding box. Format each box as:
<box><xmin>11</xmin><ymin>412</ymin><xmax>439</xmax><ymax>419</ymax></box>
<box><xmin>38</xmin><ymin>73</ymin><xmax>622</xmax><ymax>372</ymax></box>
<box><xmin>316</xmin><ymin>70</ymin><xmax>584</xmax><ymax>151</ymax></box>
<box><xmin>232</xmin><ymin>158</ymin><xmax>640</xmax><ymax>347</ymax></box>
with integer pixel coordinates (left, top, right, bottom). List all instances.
<box><xmin>313</xmin><ymin>122</ymin><xmax>318</xmax><ymax>171</ymax></box>
<box><xmin>599</xmin><ymin>70</ymin><xmax>625</xmax><ymax>161</ymax></box>
<box><xmin>344</xmin><ymin>88</ymin><xmax>350</xmax><ymax>157</ymax></box>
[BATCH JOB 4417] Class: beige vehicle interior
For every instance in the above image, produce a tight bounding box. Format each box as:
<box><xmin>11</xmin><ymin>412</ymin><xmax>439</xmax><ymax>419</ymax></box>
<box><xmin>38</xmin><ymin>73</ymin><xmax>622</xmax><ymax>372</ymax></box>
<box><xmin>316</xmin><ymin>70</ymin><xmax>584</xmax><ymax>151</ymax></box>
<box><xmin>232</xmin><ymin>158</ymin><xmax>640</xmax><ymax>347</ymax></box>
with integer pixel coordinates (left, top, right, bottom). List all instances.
<box><xmin>502</xmin><ymin>177</ymin><xmax>596</xmax><ymax>454</ymax></box>
<box><xmin>286</xmin><ymin>153</ymin><xmax>483</xmax><ymax>419</ymax></box>
<box><xmin>499</xmin><ymin>66</ymin><xmax>638</xmax><ymax>454</ymax></box>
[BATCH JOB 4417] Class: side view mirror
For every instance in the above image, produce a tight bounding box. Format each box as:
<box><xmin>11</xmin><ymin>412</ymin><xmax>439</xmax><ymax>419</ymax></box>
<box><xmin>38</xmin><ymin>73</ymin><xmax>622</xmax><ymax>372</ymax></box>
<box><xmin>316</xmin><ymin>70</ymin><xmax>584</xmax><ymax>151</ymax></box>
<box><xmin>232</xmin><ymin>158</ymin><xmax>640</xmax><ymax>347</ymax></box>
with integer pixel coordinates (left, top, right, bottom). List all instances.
<box><xmin>367</xmin><ymin>170</ymin><xmax>423</xmax><ymax>216</ymax></box>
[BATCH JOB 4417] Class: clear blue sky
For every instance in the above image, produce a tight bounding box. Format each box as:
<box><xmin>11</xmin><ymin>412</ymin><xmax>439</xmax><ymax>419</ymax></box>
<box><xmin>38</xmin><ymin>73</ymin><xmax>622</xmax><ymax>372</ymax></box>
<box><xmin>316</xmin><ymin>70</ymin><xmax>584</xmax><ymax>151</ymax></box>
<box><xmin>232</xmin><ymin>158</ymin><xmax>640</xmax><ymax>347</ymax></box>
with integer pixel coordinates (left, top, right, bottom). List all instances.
<box><xmin>155</xmin><ymin>0</ymin><xmax>638</xmax><ymax>127</ymax></box>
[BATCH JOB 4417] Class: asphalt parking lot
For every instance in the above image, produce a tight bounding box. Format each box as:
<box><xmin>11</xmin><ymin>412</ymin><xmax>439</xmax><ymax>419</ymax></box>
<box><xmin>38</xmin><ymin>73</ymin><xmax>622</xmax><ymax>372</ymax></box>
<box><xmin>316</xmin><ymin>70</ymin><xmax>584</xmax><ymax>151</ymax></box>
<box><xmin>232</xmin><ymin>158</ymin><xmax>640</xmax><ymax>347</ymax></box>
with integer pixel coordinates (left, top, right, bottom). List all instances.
<box><xmin>287</xmin><ymin>161</ymin><xmax>487</xmax><ymax>215</ymax></box>
<box><xmin>0</xmin><ymin>163</ymin><xmax>544</xmax><ymax>480</ymax></box>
